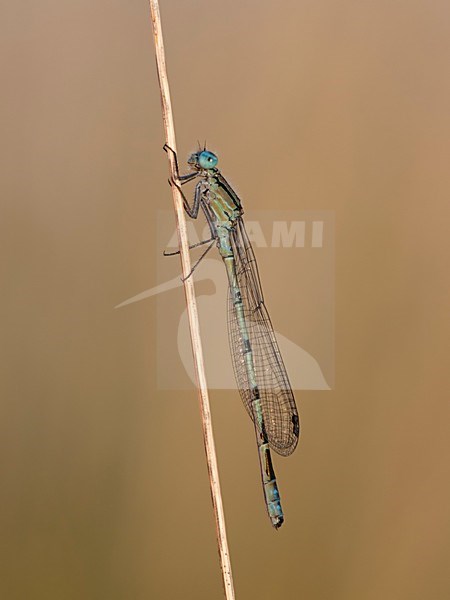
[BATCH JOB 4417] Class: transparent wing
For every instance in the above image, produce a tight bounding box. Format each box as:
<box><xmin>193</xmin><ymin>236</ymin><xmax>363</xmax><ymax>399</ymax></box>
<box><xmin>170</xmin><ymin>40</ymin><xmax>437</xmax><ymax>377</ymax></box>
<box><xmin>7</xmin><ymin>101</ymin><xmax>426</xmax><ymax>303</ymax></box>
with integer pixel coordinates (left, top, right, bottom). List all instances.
<box><xmin>227</xmin><ymin>218</ymin><xmax>300</xmax><ymax>456</ymax></box>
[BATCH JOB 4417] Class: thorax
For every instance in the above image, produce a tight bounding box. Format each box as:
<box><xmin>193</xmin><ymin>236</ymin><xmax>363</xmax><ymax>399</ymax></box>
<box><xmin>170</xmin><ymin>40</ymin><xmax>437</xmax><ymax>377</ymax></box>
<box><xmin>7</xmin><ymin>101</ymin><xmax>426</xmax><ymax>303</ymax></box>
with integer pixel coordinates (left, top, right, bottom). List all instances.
<box><xmin>202</xmin><ymin>173</ymin><xmax>241</xmax><ymax>227</ymax></box>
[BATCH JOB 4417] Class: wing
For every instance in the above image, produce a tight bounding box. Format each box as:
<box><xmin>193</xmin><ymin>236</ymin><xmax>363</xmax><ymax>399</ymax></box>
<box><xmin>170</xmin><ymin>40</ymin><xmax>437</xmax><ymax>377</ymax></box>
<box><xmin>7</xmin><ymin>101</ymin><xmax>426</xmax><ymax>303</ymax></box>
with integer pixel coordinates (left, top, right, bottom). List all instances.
<box><xmin>227</xmin><ymin>218</ymin><xmax>300</xmax><ymax>456</ymax></box>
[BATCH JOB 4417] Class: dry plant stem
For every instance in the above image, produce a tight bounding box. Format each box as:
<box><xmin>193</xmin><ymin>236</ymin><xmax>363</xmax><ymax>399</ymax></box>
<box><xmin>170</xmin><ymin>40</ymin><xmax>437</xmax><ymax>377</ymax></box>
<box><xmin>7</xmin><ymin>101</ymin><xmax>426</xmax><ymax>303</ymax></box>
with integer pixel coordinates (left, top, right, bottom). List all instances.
<box><xmin>148</xmin><ymin>1</ymin><xmax>236</xmax><ymax>598</ymax></box>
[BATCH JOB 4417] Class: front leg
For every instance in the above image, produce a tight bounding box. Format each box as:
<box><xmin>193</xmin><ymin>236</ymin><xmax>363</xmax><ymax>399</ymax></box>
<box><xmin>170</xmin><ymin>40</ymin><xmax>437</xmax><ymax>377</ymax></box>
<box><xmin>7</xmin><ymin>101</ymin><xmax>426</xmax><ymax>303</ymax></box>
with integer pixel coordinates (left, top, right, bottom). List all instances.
<box><xmin>164</xmin><ymin>144</ymin><xmax>202</xmax><ymax>218</ymax></box>
<box><xmin>163</xmin><ymin>143</ymin><xmax>181</xmax><ymax>179</ymax></box>
<box><xmin>163</xmin><ymin>143</ymin><xmax>197</xmax><ymax>184</ymax></box>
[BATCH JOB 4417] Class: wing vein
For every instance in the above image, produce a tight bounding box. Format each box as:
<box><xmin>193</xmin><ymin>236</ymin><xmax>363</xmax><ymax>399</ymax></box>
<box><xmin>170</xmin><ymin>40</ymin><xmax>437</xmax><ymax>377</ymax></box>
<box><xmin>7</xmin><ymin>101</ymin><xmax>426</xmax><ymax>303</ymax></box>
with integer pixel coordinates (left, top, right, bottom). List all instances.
<box><xmin>227</xmin><ymin>218</ymin><xmax>300</xmax><ymax>456</ymax></box>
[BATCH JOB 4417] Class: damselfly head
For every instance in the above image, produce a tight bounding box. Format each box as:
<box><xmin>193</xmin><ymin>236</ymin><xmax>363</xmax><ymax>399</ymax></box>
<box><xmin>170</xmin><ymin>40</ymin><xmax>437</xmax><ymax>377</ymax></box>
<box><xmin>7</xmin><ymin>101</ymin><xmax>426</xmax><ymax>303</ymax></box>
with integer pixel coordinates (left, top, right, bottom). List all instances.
<box><xmin>188</xmin><ymin>150</ymin><xmax>218</xmax><ymax>171</ymax></box>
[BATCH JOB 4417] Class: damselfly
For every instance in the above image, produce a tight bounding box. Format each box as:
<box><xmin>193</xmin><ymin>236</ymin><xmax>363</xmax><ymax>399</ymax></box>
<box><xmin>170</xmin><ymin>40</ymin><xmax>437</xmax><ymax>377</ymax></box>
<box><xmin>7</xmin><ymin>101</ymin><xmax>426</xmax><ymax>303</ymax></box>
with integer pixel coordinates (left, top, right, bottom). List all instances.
<box><xmin>165</xmin><ymin>145</ymin><xmax>300</xmax><ymax>528</ymax></box>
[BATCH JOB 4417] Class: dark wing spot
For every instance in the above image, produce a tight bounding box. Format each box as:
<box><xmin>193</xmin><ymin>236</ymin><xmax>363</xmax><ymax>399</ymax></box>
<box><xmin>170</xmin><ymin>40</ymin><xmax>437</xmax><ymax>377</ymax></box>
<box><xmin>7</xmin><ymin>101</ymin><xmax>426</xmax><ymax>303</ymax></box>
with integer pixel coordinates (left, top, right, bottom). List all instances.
<box><xmin>292</xmin><ymin>414</ymin><xmax>300</xmax><ymax>437</ymax></box>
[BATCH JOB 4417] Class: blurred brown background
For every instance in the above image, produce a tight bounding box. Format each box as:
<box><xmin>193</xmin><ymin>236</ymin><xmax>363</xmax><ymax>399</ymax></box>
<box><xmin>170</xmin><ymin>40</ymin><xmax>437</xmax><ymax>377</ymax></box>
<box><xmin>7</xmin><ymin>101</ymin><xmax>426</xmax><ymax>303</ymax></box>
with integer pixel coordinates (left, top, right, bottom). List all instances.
<box><xmin>1</xmin><ymin>1</ymin><xmax>449</xmax><ymax>598</ymax></box>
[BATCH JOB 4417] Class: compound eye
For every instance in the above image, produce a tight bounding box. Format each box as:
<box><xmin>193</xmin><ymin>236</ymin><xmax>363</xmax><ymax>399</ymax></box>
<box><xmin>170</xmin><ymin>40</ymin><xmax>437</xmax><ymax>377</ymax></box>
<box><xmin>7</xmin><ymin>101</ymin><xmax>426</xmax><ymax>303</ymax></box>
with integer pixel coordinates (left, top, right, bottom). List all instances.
<box><xmin>198</xmin><ymin>151</ymin><xmax>218</xmax><ymax>169</ymax></box>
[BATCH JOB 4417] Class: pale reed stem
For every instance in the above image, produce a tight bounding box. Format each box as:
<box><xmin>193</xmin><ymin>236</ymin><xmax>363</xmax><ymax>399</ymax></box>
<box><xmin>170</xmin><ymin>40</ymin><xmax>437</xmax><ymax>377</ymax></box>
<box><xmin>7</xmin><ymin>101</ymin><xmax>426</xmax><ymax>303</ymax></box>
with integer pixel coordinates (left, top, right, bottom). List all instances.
<box><xmin>148</xmin><ymin>2</ymin><xmax>236</xmax><ymax>598</ymax></box>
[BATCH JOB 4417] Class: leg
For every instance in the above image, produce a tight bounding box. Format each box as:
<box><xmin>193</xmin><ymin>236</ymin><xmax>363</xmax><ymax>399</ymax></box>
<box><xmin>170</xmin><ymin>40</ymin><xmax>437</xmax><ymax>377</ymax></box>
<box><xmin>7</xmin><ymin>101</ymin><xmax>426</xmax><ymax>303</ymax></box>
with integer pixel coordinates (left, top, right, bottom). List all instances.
<box><xmin>163</xmin><ymin>144</ymin><xmax>203</xmax><ymax>218</ymax></box>
<box><xmin>181</xmin><ymin>239</ymin><xmax>215</xmax><ymax>282</ymax></box>
<box><xmin>163</xmin><ymin>236</ymin><xmax>215</xmax><ymax>257</ymax></box>
<box><xmin>163</xmin><ymin>143</ymin><xmax>181</xmax><ymax>177</ymax></box>
<box><xmin>200</xmin><ymin>201</ymin><xmax>217</xmax><ymax>239</ymax></box>
<box><xmin>163</xmin><ymin>144</ymin><xmax>197</xmax><ymax>183</ymax></box>
<box><xmin>169</xmin><ymin>179</ymin><xmax>202</xmax><ymax>219</ymax></box>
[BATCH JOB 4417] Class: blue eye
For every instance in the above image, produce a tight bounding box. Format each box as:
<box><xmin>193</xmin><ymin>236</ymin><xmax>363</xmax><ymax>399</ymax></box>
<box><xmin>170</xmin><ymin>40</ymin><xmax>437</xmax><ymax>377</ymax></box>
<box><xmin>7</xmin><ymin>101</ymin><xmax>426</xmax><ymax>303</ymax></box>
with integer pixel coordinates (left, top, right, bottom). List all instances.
<box><xmin>198</xmin><ymin>151</ymin><xmax>218</xmax><ymax>170</ymax></box>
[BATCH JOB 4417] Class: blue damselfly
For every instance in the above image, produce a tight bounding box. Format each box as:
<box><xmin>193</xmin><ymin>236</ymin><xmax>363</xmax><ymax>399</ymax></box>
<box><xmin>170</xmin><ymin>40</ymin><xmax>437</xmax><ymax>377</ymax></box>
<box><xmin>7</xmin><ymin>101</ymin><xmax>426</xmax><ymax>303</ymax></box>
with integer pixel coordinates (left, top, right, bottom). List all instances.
<box><xmin>165</xmin><ymin>145</ymin><xmax>300</xmax><ymax>528</ymax></box>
